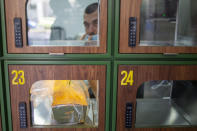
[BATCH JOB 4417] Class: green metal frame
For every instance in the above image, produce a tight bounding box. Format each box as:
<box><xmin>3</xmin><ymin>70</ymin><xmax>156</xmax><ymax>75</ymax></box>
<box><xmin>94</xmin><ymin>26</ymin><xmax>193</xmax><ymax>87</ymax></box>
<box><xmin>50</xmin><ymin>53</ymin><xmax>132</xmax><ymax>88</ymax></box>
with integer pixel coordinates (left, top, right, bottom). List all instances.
<box><xmin>0</xmin><ymin>0</ymin><xmax>113</xmax><ymax>59</ymax></box>
<box><xmin>0</xmin><ymin>12</ymin><xmax>2</xmax><ymax>57</ymax></box>
<box><xmin>4</xmin><ymin>60</ymin><xmax>111</xmax><ymax>131</ymax></box>
<box><xmin>0</xmin><ymin>61</ymin><xmax>6</xmax><ymax>131</ymax></box>
<box><xmin>112</xmin><ymin>61</ymin><xmax>197</xmax><ymax>131</ymax></box>
<box><xmin>114</xmin><ymin>0</ymin><xmax>197</xmax><ymax>59</ymax></box>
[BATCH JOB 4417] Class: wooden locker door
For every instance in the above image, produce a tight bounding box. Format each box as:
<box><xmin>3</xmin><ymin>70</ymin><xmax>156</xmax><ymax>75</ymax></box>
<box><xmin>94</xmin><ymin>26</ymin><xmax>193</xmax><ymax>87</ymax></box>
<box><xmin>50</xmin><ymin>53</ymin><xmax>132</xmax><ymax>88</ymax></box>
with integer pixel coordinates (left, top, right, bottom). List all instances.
<box><xmin>119</xmin><ymin>0</ymin><xmax>197</xmax><ymax>54</ymax></box>
<box><xmin>116</xmin><ymin>65</ymin><xmax>197</xmax><ymax>131</ymax></box>
<box><xmin>5</xmin><ymin>0</ymin><xmax>107</xmax><ymax>54</ymax></box>
<box><xmin>8</xmin><ymin>65</ymin><xmax>106</xmax><ymax>131</ymax></box>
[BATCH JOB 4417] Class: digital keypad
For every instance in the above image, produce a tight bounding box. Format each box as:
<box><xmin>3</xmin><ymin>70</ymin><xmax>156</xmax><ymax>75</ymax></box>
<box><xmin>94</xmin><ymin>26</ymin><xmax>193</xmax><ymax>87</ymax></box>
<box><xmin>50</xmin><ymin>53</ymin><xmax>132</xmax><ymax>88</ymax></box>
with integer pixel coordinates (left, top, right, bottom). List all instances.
<box><xmin>125</xmin><ymin>103</ymin><xmax>132</xmax><ymax>128</ymax></box>
<box><xmin>14</xmin><ymin>18</ymin><xmax>23</xmax><ymax>48</ymax></box>
<box><xmin>19</xmin><ymin>102</ymin><xmax>27</xmax><ymax>128</ymax></box>
<box><xmin>129</xmin><ymin>17</ymin><xmax>137</xmax><ymax>47</ymax></box>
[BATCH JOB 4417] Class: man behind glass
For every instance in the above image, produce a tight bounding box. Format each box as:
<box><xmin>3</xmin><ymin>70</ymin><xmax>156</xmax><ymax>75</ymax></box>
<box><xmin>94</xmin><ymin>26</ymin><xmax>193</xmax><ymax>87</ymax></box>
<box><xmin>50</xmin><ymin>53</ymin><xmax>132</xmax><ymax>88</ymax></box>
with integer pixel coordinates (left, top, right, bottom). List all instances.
<box><xmin>80</xmin><ymin>3</ymin><xmax>98</xmax><ymax>41</ymax></box>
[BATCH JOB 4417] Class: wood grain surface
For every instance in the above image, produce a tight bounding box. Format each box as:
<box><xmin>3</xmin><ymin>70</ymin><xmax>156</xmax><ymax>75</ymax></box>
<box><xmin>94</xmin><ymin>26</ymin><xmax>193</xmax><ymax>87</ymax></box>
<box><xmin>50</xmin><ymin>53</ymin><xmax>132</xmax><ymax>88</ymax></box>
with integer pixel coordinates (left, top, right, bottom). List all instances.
<box><xmin>5</xmin><ymin>0</ymin><xmax>107</xmax><ymax>54</ymax></box>
<box><xmin>116</xmin><ymin>65</ymin><xmax>197</xmax><ymax>131</ymax></box>
<box><xmin>119</xmin><ymin>0</ymin><xmax>197</xmax><ymax>54</ymax></box>
<box><xmin>8</xmin><ymin>65</ymin><xmax>106</xmax><ymax>131</ymax></box>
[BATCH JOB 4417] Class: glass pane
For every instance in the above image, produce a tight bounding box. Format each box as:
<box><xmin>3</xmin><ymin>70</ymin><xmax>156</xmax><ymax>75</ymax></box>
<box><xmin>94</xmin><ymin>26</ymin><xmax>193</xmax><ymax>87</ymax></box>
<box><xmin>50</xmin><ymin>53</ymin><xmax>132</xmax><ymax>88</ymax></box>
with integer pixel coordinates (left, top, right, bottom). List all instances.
<box><xmin>140</xmin><ymin>0</ymin><xmax>197</xmax><ymax>46</ymax></box>
<box><xmin>136</xmin><ymin>80</ymin><xmax>197</xmax><ymax>127</ymax></box>
<box><xmin>27</xmin><ymin>0</ymin><xmax>99</xmax><ymax>47</ymax></box>
<box><xmin>137</xmin><ymin>80</ymin><xmax>173</xmax><ymax>99</ymax></box>
<box><xmin>30</xmin><ymin>80</ymin><xmax>99</xmax><ymax>127</ymax></box>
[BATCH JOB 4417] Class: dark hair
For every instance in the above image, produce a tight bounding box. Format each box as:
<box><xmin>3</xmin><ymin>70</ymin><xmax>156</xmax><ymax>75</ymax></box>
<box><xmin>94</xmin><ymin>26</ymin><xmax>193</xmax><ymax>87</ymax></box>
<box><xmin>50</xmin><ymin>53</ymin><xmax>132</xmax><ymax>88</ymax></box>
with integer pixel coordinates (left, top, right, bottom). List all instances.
<box><xmin>85</xmin><ymin>3</ymin><xmax>98</xmax><ymax>14</ymax></box>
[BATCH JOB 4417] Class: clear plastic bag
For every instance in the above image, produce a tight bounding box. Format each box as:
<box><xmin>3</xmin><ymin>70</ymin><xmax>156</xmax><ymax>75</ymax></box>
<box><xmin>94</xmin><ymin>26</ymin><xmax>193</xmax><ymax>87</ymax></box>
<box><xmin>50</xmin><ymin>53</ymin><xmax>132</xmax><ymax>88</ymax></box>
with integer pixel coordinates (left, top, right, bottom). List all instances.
<box><xmin>30</xmin><ymin>80</ymin><xmax>98</xmax><ymax>127</ymax></box>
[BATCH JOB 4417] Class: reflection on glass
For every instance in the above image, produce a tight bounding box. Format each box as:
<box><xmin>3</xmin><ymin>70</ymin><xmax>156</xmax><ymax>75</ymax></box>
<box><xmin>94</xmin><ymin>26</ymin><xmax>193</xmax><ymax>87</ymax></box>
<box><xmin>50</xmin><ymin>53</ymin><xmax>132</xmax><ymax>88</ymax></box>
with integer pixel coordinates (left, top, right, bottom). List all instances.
<box><xmin>30</xmin><ymin>80</ymin><xmax>99</xmax><ymax>127</ymax></box>
<box><xmin>27</xmin><ymin>0</ymin><xmax>99</xmax><ymax>47</ymax></box>
<box><xmin>136</xmin><ymin>80</ymin><xmax>197</xmax><ymax>127</ymax></box>
<box><xmin>137</xmin><ymin>80</ymin><xmax>173</xmax><ymax>99</ymax></box>
<box><xmin>140</xmin><ymin>0</ymin><xmax>197</xmax><ymax>46</ymax></box>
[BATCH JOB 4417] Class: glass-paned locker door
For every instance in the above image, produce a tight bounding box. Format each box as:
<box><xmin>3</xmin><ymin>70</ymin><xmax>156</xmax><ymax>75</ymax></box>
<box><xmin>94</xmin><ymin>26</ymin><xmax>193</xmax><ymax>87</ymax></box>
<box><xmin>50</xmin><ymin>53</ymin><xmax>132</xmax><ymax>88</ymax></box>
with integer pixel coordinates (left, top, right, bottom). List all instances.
<box><xmin>116</xmin><ymin>64</ymin><xmax>197</xmax><ymax>131</ymax></box>
<box><xmin>5</xmin><ymin>0</ymin><xmax>107</xmax><ymax>54</ymax></box>
<box><xmin>7</xmin><ymin>63</ymin><xmax>107</xmax><ymax>131</ymax></box>
<box><xmin>119</xmin><ymin>0</ymin><xmax>197</xmax><ymax>54</ymax></box>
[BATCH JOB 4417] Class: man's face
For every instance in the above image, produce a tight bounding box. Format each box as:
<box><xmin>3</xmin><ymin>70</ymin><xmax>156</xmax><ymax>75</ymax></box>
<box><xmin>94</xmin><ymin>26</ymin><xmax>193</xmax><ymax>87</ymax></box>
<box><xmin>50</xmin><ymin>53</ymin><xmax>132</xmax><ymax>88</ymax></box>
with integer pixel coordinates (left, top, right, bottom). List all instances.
<box><xmin>84</xmin><ymin>9</ymin><xmax>98</xmax><ymax>36</ymax></box>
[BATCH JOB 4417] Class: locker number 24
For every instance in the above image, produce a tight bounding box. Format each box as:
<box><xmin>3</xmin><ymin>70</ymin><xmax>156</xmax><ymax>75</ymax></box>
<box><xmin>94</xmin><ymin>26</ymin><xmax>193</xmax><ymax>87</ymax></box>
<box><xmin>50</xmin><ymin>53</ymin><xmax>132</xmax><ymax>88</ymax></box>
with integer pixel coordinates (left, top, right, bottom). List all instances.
<box><xmin>11</xmin><ymin>70</ymin><xmax>25</xmax><ymax>85</ymax></box>
<box><xmin>121</xmin><ymin>70</ymin><xmax>134</xmax><ymax>86</ymax></box>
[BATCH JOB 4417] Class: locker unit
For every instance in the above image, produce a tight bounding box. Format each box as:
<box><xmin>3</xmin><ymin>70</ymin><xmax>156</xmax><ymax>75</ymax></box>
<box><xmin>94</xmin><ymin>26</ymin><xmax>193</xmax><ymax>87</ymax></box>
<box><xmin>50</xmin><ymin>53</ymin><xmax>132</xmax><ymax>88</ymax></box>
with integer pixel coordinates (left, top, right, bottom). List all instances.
<box><xmin>2</xmin><ymin>0</ymin><xmax>110</xmax><ymax>55</ymax></box>
<box><xmin>118</xmin><ymin>0</ymin><xmax>197</xmax><ymax>54</ymax></box>
<box><xmin>4</xmin><ymin>61</ymin><xmax>111</xmax><ymax>131</ymax></box>
<box><xmin>112</xmin><ymin>61</ymin><xmax>197</xmax><ymax>131</ymax></box>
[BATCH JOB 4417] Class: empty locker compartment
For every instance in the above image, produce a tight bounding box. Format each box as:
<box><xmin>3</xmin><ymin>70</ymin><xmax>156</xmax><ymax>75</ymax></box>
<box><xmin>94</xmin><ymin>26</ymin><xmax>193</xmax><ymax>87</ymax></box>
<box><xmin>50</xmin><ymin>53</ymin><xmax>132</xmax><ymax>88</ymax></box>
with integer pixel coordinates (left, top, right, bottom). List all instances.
<box><xmin>114</xmin><ymin>61</ymin><xmax>197</xmax><ymax>131</ymax></box>
<box><xmin>136</xmin><ymin>80</ymin><xmax>197</xmax><ymax>127</ymax></box>
<box><xmin>119</xmin><ymin>0</ymin><xmax>197</xmax><ymax>54</ymax></box>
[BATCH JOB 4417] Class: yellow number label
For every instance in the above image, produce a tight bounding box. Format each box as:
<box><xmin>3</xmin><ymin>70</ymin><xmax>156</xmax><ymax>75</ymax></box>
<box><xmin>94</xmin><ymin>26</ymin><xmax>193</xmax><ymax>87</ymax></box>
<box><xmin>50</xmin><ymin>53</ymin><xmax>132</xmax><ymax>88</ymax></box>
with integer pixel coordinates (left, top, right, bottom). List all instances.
<box><xmin>11</xmin><ymin>70</ymin><xmax>18</xmax><ymax>85</ymax></box>
<box><xmin>11</xmin><ymin>70</ymin><xmax>25</xmax><ymax>85</ymax></box>
<box><xmin>121</xmin><ymin>70</ymin><xmax>134</xmax><ymax>86</ymax></box>
<box><xmin>121</xmin><ymin>71</ymin><xmax>128</xmax><ymax>86</ymax></box>
<box><xmin>18</xmin><ymin>70</ymin><xmax>25</xmax><ymax>85</ymax></box>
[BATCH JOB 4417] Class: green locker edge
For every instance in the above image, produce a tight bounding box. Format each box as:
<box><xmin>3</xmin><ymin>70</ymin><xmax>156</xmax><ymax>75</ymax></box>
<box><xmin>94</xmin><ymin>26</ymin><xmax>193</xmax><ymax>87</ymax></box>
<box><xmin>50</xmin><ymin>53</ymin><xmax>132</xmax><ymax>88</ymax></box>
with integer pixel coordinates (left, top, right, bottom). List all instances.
<box><xmin>0</xmin><ymin>61</ymin><xmax>7</xmax><ymax>131</ymax></box>
<box><xmin>1</xmin><ymin>3</ymin><xmax>7</xmax><ymax>130</ymax></box>
<box><xmin>4</xmin><ymin>60</ymin><xmax>111</xmax><ymax>131</ymax></box>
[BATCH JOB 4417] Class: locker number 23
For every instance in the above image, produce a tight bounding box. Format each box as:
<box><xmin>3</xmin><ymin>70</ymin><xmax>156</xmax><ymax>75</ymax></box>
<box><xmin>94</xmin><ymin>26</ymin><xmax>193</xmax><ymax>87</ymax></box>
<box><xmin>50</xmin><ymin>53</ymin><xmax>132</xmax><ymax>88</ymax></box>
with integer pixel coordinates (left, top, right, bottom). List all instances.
<box><xmin>11</xmin><ymin>70</ymin><xmax>25</xmax><ymax>85</ymax></box>
<box><xmin>121</xmin><ymin>70</ymin><xmax>134</xmax><ymax>86</ymax></box>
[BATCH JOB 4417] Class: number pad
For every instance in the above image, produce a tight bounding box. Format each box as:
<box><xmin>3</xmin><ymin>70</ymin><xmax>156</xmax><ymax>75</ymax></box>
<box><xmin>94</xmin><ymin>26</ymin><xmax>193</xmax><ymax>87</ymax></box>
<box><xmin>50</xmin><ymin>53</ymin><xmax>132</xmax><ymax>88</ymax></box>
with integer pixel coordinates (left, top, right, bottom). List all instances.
<box><xmin>129</xmin><ymin>17</ymin><xmax>137</xmax><ymax>47</ymax></box>
<box><xmin>125</xmin><ymin>103</ymin><xmax>132</xmax><ymax>128</ymax></box>
<box><xmin>19</xmin><ymin>102</ymin><xmax>27</xmax><ymax>128</ymax></box>
<box><xmin>14</xmin><ymin>18</ymin><xmax>23</xmax><ymax>48</ymax></box>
